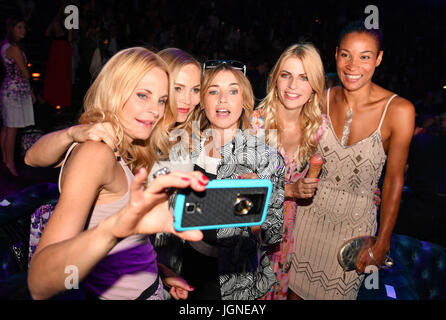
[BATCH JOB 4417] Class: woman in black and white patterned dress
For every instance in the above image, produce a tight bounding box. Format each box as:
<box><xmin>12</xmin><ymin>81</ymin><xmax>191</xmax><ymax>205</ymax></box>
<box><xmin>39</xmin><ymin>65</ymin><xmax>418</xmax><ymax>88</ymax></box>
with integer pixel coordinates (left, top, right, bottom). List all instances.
<box><xmin>164</xmin><ymin>61</ymin><xmax>285</xmax><ymax>300</ymax></box>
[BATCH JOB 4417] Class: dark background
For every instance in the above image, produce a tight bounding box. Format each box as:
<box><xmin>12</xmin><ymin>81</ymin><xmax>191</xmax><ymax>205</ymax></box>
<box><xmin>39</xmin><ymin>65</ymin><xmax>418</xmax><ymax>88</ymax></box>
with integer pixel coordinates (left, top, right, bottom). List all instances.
<box><xmin>0</xmin><ymin>0</ymin><xmax>445</xmax><ymax>114</ymax></box>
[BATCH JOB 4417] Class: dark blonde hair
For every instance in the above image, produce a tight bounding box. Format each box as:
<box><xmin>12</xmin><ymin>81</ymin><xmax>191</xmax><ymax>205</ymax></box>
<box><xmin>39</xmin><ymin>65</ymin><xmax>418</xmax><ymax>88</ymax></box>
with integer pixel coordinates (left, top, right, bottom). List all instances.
<box><xmin>182</xmin><ymin>64</ymin><xmax>254</xmax><ymax>151</ymax></box>
<box><xmin>158</xmin><ymin>47</ymin><xmax>201</xmax><ymax>124</ymax></box>
<box><xmin>199</xmin><ymin>64</ymin><xmax>253</xmax><ymax>130</ymax></box>
<box><xmin>79</xmin><ymin>47</ymin><xmax>176</xmax><ymax>173</ymax></box>
<box><xmin>258</xmin><ymin>43</ymin><xmax>325</xmax><ymax>165</ymax></box>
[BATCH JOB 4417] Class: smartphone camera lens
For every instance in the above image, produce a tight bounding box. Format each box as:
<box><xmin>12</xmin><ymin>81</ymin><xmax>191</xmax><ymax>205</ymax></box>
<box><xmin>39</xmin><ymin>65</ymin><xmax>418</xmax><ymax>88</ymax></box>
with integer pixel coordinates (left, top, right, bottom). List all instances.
<box><xmin>234</xmin><ymin>196</ymin><xmax>253</xmax><ymax>216</ymax></box>
<box><xmin>185</xmin><ymin>203</ymin><xmax>196</xmax><ymax>214</ymax></box>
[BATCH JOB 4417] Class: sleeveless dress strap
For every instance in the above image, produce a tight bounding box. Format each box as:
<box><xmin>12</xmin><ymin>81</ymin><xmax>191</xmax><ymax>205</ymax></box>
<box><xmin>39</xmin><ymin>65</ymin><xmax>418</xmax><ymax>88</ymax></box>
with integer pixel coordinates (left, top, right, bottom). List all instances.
<box><xmin>58</xmin><ymin>143</ymin><xmax>79</xmax><ymax>193</ymax></box>
<box><xmin>377</xmin><ymin>94</ymin><xmax>398</xmax><ymax>131</ymax></box>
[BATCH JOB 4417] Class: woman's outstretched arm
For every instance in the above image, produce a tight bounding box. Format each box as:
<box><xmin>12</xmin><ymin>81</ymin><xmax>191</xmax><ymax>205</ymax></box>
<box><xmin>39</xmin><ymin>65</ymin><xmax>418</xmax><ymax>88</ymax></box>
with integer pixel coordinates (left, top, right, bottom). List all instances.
<box><xmin>25</xmin><ymin>123</ymin><xmax>116</xmax><ymax>167</ymax></box>
<box><xmin>28</xmin><ymin>141</ymin><xmax>206</xmax><ymax>299</ymax></box>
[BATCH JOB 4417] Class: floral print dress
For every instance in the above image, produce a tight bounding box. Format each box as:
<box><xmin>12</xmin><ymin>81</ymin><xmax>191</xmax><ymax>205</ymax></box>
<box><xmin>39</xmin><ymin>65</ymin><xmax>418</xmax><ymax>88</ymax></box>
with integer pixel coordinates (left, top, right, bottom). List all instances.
<box><xmin>250</xmin><ymin>108</ymin><xmax>327</xmax><ymax>300</ymax></box>
<box><xmin>0</xmin><ymin>42</ymin><xmax>34</xmax><ymax>128</ymax></box>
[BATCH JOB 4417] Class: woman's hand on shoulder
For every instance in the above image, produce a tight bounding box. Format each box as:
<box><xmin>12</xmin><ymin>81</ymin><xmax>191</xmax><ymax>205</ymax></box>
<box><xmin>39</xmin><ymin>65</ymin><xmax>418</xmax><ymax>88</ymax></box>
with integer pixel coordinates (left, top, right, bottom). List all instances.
<box><xmin>67</xmin><ymin>122</ymin><xmax>117</xmax><ymax>151</ymax></box>
<box><xmin>106</xmin><ymin>169</ymin><xmax>209</xmax><ymax>242</ymax></box>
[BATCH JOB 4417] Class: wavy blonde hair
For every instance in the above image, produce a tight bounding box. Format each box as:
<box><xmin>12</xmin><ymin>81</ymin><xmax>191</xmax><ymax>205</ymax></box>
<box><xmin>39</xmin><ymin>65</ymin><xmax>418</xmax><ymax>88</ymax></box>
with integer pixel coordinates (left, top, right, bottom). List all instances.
<box><xmin>79</xmin><ymin>47</ymin><xmax>176</xmax><ymax>173</ymax></box>
<box><xmin>258</xmin><ymin>43</ymin><xmax>325</xmax><ymax>165</ymax></box>
<box><xmin>158</xmin><ymin>48</ymin><xmax>201</xmax><ymax>145</ymax></box>
<box><xmin>180</xmin><ymin>64</ymin><xmax>254</xmax><ymax>152</ymax></box>
<box><xmin>184</xmin><ymin>64</ymin><xmax>254</xmax><ymax>146</ymax></box>
<box><xmin>158</xmin><ymin>48</ymin><xmax>201</xmax><ymax>77</ymax></box>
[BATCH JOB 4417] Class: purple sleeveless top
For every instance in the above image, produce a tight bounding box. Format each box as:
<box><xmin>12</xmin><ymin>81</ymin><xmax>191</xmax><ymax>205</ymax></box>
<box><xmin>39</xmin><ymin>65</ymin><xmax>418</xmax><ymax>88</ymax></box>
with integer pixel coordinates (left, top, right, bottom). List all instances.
<box><xmin>59</xmin><ymin>143</ymin><xmax>163</xmax><ymax>300</ymax></box>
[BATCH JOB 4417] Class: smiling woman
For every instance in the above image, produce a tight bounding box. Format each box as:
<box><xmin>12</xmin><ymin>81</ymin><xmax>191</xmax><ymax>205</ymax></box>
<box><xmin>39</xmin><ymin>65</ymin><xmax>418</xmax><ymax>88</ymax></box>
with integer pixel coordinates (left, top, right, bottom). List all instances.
<box><xmin>116</xmin><ymin>68</ymin><xmax>168</xmax><ymax>142</ymax></box>
<box><xmin>287</xmin><ymin>21</ymin><xmax>415</xmax><ymax>300</ymax></box>
<box><xmin>251</xmin><ymin>43</ymin><xmax>327</xmax><ymax>300</ymax></box>
<box><xmin>79</xmin><ymin>47</ymin><xmax>174</xmax><ymax>173</ymax></box>
<box><xmin>335</xmin><ymin>31</ymin><xmax>383</xmax><ymax>92</ymax></box>
<box><xmin>158</xmin><ymin>48</ymin><xmax>201</xmax><ymax>124</ymax></box>
<box><xmin>27</xmin><ymin>47</ymin><xmax>208</xmax><ymax>300</ymax></box>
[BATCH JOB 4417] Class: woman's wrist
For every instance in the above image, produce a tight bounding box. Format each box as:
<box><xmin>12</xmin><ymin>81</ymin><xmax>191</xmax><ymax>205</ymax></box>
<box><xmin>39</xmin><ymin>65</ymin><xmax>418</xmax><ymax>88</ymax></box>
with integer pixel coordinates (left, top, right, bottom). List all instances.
<box><xmin>66</xmin><ymin>126</ymin><xmax>77</xmax><ymax>142</ymax></box>
<box><xmin>375</xmin><ymin>234</ymin><xmax>391</xmax><ymax>252</ymax></box>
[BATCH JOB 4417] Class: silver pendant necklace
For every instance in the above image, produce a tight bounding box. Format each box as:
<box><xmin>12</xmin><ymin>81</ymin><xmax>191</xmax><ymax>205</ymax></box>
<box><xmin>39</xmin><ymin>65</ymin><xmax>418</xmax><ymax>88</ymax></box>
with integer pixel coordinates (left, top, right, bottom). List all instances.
<box><xmin>341</xmin><ymin>107</ymin><xmax>353</xmax><ymax>147</ymax></box>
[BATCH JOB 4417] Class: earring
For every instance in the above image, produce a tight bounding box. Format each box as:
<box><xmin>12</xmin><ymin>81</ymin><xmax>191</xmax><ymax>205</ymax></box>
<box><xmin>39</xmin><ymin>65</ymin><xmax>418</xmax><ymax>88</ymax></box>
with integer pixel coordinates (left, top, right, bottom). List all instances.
<box><xmin>114</xmin><ymin>147</ymin><xmax>121</xmax><ymax>161</ymax></box>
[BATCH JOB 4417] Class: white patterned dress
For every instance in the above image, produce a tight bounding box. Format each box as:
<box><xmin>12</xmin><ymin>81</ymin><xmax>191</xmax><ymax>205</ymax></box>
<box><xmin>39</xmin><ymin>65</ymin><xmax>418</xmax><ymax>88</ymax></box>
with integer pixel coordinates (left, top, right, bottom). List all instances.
<box><xmin>288</xmin><ymin>88</ymin><xmax>397</xmax><ymax>299</ymax></box>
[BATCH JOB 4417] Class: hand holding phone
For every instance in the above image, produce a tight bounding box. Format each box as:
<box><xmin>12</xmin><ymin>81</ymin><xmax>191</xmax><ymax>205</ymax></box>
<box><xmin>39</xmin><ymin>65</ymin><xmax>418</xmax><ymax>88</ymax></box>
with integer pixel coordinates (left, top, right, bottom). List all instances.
<box><xmin>173</xmin><ymin>179</ymin><xmax>273</xmax><ymax>231</ymax></box>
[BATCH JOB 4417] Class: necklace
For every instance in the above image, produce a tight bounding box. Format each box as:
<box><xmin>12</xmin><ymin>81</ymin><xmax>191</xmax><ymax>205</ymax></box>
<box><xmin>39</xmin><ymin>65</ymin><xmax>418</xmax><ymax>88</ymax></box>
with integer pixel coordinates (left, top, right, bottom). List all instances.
<box><xmin>341</xmin><ymin>106</ymin><xmax>353</xmax><ymax>147</ymax></box>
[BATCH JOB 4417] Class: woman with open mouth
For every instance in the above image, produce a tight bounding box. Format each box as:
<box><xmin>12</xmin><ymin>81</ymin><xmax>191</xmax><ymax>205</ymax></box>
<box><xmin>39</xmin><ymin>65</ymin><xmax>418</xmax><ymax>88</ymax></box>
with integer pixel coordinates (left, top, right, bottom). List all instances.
<box><xmin>161</xmin><ymin>61</ymin><xmax>285</xmax><ymax>300</ymax></box>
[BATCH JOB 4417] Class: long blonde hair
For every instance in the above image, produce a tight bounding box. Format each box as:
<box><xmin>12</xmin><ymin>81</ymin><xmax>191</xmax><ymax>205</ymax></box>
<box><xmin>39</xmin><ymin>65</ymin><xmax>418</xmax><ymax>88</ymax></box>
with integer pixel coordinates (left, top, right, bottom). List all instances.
<box><xmin>79</xmin><ymin>47</ymin><xmax>176</xmax><ymax>173</ymax></box>
<box><xmin>158</xmin><ymin>48</ymin><xmax>201</xmax><ymax>78</ymax></box>
<box><xmin>258</xmin><ymin>43</ymin><xmax>325</xmax><ymax>165</ymax></box>
<box><xmin>182</xmin><ymin>64</ymin><xmax>254</xmax><ymax>152</ymax></box>
<box><xmin>158</xmin><ymin>47</ymin><xmax>201</xmax><ymax>137</ymax></box>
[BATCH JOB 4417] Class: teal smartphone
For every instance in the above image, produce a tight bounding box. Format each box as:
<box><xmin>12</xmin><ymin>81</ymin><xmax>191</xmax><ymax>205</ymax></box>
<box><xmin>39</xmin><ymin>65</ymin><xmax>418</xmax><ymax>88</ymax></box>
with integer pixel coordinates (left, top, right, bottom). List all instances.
<box><xmin>173</xmin><ymin>179</ymin><xmax>273</xmax><ymax>231</ymax></box>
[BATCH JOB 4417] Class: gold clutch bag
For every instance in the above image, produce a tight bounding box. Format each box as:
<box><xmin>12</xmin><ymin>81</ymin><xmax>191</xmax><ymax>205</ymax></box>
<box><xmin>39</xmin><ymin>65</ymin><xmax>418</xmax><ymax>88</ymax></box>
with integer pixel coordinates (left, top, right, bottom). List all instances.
<box><xmin>337</xmin><ymin>236</ymin><xmax>394</xmax><ymax>272</ymax></box>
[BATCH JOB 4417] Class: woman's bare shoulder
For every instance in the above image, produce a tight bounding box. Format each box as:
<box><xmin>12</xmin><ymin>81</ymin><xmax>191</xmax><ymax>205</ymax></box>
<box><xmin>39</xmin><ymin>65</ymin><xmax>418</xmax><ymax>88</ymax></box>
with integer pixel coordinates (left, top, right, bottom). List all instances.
<box><xmin>384</xmin><ymin>95</ymin><xmax>415</xmax><ymax>135</ymax></box>
<box><xmin>64</xmin><ymin>141</ymin><xmax>117</xmax><ymax>179</ymax></box>
<box><xmin>5</xmin><ymin>44</ymin><xmax>21</xmax><ymax>57</ymax></box>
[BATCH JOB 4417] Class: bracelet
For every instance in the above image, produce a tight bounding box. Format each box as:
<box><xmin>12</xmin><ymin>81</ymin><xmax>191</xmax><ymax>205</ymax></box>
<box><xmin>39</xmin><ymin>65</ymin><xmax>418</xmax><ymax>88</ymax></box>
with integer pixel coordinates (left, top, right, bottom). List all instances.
<box><xmin>368</xmin><ymin>247</ymin><xmax>380</xmax><ymax>267</ymax></box>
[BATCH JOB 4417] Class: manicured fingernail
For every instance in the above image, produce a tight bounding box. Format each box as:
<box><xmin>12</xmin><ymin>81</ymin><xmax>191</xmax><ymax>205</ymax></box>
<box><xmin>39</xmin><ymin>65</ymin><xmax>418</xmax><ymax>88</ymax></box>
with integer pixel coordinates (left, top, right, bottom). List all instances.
<box><xmin>189</xmin><ymin>286</ymin><xmax>194</xmax><ymax>290</ymax></box>
<box><xmin>237</xmin><ymin>175</ymin><xmax>242</xmax><ymax>179</ymax></box>
<box><xmin>201</xmin><ymin>175</ymin><xmax>209</xmax><ymax>182</ymax></box>
<box><xmin>198</xmin><ymin>180</ymin><xmax>207</xmax><ymax>186</ymax></box>
<box><xmin>181</xmin><ymin>177</ymin><xmax>190</xmax><ymax>181</ymax></box>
